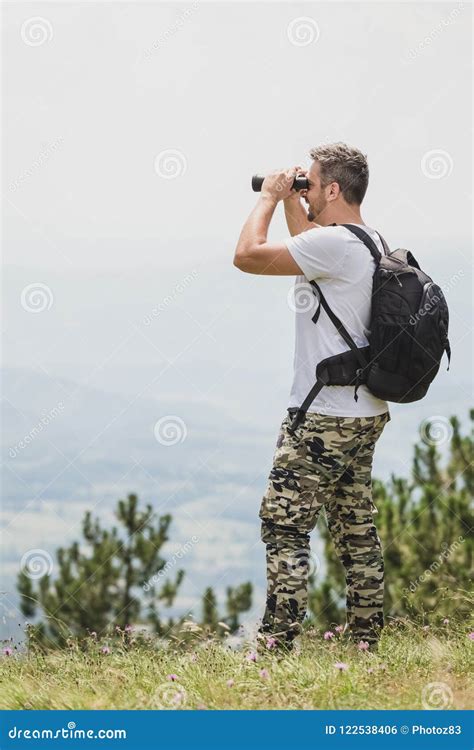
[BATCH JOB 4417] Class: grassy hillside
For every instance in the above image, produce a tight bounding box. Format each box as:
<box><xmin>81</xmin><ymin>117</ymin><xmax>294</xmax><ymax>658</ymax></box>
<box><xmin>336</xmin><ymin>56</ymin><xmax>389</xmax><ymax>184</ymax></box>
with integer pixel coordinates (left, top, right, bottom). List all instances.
<box><xmin>1</xmin><ymin>623</ymin><xmax>472</xmax><ymax>710</ymax></box>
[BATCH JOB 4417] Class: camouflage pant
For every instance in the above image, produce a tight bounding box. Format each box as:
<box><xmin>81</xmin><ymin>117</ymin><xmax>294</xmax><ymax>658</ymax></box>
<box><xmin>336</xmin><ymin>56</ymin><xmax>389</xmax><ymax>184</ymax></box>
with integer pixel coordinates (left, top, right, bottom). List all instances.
<box><xmin>258</xmin><ymin>409</ymin><xmax>390</xmax><ymax>647</ymax></box>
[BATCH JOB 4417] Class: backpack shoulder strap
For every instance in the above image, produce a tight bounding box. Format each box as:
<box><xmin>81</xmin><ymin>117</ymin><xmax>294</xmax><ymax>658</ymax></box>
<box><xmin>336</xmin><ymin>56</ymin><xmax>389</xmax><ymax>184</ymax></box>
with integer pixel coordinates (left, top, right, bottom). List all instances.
<box><xmin>338</xmin><ymin>223</ymin><xmax>386</xmax><ymax>262</ymax></box>
<box><xmin>377</xmin><ymin>232</ymin><xmax>391</xmax><ymax>255</ymax></box>
<box><xmin>309</xmin><ymin>280</ymin><xmax>368</xmax><ymax>372</ymax></box>
<box><xmin>288</xmin><ymin>281</ymin><xmax>369</xmax><ymax>435</ymax></box>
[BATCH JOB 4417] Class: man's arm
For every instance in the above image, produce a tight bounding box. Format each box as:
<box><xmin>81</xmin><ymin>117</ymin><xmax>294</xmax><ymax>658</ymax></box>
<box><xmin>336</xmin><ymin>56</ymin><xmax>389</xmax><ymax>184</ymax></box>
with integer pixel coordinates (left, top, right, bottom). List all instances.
<box><xmin>233</xmin><ymin>168</ymin><xmax>304</xmax><ymax>276</ymax></box>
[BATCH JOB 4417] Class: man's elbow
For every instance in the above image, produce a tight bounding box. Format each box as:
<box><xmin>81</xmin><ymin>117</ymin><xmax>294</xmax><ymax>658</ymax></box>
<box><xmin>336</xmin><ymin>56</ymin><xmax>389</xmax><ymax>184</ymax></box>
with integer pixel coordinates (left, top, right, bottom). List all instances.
<box><xmin>233</xmin><ymin>255</ymin><xmax>248</xmax><ymax>271</ymax></box>
<box><xmin>233</xmin><ymin>248</ymin><xmax>256</xmax><ymax>272</ymax></box>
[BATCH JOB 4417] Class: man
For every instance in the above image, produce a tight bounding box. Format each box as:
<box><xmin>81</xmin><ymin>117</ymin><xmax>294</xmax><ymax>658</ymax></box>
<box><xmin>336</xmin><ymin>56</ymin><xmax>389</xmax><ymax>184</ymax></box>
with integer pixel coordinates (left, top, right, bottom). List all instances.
<box><xmin>233</xmin><ymin>142</ymin><xmax>391</xmax><ymax>651</ymax></box>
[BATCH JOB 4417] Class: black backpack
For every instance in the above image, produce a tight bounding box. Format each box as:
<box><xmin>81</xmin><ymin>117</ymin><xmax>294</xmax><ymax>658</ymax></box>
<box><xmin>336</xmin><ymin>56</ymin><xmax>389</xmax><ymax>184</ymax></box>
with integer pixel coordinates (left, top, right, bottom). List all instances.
<box><xmin>288</xmin><ymin>224</ymin><xmax>451</xmax><ymax>435</ymax></box>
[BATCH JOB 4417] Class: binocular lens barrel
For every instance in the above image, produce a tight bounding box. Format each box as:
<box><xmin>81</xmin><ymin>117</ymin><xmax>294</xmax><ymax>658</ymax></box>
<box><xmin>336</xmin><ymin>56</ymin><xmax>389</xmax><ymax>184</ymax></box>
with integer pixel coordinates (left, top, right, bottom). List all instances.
<box><xmin>251</xmin><ymin>174</ymin><xmax>309</xmax><ymax>192</ymax></box>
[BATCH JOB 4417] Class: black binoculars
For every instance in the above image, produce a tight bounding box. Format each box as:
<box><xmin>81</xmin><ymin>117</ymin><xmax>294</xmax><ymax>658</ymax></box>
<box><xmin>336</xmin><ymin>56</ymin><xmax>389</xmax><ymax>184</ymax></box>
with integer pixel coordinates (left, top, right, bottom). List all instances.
<box><xmin>251</xmin><ymin>174</ymin><xmax>309</xmax><ymax>192</ymax></box>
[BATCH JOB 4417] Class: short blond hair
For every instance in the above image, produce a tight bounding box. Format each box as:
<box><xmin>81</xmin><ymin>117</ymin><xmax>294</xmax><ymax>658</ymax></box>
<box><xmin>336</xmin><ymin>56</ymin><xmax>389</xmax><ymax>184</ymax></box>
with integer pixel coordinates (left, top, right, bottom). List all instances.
<box><xmin>309</xmin><ymin>142</ymin><xmax>369</xmax><ymax>205</ymax></box>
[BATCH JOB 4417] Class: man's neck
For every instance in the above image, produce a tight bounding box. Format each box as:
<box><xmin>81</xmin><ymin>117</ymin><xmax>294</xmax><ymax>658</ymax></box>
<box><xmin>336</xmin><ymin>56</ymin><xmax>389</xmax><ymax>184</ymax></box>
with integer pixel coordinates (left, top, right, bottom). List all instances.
<box><xmin>318</xmin><ymin>204</ymin><xmax>364</xmax><ymax>227</ymax></box>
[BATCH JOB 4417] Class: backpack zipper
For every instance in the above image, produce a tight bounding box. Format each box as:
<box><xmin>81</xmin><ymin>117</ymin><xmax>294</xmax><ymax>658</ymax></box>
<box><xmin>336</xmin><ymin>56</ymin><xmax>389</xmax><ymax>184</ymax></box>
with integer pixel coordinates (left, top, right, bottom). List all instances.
<box><xmin>394</xmin><ymin>273</ymin><xmax>403</xmax><ymax>287</ymax></box>
<box><xmin>382</xmin><ymin>268</ymin><xmax>405</xmax><ymax>286</ymax></box>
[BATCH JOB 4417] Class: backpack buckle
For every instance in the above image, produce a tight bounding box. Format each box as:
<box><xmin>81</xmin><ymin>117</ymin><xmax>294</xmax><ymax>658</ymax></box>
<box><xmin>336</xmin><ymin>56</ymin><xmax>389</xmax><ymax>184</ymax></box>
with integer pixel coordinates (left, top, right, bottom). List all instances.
<box><xmin>353</xmin><ymin>368</ymin><xmax>365</xmax><ymax>402</ymax></box>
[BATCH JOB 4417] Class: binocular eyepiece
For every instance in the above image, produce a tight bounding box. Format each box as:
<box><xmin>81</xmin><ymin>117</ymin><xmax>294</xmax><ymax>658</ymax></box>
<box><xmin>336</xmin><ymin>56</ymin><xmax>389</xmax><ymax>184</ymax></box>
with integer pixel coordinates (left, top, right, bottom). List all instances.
<box><xmin>251</xmin><ymin>174</ymin><xmax>309</xmax><ymax>192</ymax></box>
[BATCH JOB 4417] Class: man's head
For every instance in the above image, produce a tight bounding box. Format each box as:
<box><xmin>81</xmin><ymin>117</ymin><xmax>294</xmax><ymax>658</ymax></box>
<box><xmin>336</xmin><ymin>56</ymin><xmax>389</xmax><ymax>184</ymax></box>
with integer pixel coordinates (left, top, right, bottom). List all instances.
<box><xmin>303</xmin><ymin>142</ymin><xmax>369</xmax><ymax>223</ymax></box>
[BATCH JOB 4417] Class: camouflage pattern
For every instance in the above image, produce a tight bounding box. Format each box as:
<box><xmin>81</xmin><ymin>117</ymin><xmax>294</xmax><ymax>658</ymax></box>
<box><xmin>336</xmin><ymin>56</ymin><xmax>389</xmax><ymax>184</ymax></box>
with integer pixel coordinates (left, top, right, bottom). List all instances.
<box><xmin>258</xmin><ymin>409</ymin><xmax>390</xmax><ymax>649</ymax></box>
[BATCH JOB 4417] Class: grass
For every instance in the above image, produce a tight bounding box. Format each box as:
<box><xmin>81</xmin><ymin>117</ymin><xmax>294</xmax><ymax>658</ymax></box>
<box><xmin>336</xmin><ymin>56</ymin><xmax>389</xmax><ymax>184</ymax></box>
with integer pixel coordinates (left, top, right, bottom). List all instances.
<box><xmin>1</xmin><ymin>623</ymin><xmax>472</xmax><ymax>711</ymax></box>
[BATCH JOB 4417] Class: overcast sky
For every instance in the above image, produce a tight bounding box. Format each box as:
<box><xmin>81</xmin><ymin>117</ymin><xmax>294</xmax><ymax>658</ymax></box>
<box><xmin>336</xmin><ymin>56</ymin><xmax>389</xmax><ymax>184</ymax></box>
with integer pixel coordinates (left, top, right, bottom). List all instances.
<box><xmin>3</xmin><ymin>0</ymin><xmax>471</xmax><ymax>401</ymax></box>
<box><xmin>4</xmin><ymin>1</ymin><xmax>472</xmax><ymax>270</ymax></box>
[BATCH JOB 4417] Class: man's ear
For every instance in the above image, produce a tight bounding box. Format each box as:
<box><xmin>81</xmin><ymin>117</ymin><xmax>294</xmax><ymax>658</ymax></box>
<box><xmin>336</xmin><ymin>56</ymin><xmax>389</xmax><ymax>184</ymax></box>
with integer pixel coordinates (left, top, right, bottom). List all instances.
<box><xmin>327</xmin><ymin>181</ymin><xmax>341</xmax><ymax>202</ymax></box>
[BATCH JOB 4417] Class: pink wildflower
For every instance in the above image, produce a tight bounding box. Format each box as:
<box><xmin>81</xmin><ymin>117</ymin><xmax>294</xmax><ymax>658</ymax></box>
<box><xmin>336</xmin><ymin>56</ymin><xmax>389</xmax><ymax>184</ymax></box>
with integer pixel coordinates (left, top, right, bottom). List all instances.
<box><xmin>334</xmin><ymin>661</ymin><xmax>348</xmax><ymax>671</ymax></box>
<box><xmin>167</xmin><ymin>673</ymin><xmax>179</xmax><ymax>681</ymax></box>
<box><xmin>2</xmin><ymin>647</ymin><xmax>13</xmax><ymax>656</ymax></box>
<box><xmin>324</xmin><ymin>631</ymin><xmax>335</xmax><ymax>640</ymax></box>
<box><xmin>335</xmin><ymin>625</ymin><xmax>344</xmax><ymax>634</ymax></box>
<box><xmin>358</xmin><ymin>641</ymin><xmax>370</xmax><ymax>651</ymax></box>
<box><xmin>101</xmin><ymin>646</ymin><xmax>110</xmax><ymax>655</ymax></box>
<box><xmin>259</xmin><ymin>668</ymin><xmax>269</xmax><ymax>680</ymax></box>
<box><xmin>246</xmin><ymin>651</ymin><xmax>258</xmax><ymax>662</ymax></box>
<box><xmin>468</xmin><ymin>632</ymin><xmax>474</xmax><ymax>641</ymax></box>
<box><xmin>226</xmin><ymin>679</ymin><xmax>234</xmax><ymax>687</ymax></box>
<box><xmin>443</xmin><ymin>618</ymin><xmax>449</xmax><ymax>625</ymax></box>
<box><xmin>266</xmin><ymin>637</ymin><xmax>277</xmax><ymax>650</ymax></box>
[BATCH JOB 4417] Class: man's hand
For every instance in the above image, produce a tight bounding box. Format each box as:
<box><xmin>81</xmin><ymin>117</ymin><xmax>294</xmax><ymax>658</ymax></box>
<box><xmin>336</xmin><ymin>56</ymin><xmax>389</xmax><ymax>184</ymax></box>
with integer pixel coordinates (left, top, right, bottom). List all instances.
<box><xmin>261</xmin><ymin>167</ymin><xmax>304</xmax><ymax>203</ymax></box>
<box><xmin>283</xmin><ymin>165</ymin><xmax>308</xmax><ymax>203</ymax></box>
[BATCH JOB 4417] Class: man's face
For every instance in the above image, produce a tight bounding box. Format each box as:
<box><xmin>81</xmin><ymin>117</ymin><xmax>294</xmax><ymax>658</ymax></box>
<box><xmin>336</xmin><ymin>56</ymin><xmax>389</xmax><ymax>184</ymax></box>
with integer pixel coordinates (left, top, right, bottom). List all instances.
<box><xmin>302</xmin><ymin>162</ymin><xmax>330</xmax><ymax>223</ymax></box>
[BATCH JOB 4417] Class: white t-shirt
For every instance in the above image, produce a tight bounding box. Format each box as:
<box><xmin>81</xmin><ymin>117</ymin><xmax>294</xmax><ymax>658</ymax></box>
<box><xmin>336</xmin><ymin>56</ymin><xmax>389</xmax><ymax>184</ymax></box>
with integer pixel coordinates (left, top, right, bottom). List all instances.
<box><xmin>284</xmin><ymin>223</ymin><xmax>389</xmax><ymax>417</ymax></box>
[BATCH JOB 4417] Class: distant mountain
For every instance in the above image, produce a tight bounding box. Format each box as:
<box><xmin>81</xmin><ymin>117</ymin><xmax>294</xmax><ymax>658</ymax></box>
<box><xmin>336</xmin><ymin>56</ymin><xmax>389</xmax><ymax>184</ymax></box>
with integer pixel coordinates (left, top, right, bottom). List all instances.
<box><xmin>1</xmin><ymin>355</ymin><xmax>471</xmax><ymax>642</ymax></box>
